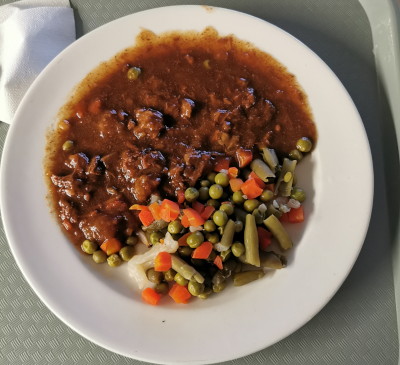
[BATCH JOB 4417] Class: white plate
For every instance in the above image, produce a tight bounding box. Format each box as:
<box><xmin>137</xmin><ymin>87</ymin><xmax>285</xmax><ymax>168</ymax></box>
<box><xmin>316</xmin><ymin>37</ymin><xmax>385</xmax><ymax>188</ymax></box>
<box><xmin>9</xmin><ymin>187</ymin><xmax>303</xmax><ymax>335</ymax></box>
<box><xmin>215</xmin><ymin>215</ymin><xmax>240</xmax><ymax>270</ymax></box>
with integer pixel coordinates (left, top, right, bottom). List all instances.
<box><xmin>0</xmin><ymin>5</ymin><xmax>373</xmax><ymax>364</ymax></box>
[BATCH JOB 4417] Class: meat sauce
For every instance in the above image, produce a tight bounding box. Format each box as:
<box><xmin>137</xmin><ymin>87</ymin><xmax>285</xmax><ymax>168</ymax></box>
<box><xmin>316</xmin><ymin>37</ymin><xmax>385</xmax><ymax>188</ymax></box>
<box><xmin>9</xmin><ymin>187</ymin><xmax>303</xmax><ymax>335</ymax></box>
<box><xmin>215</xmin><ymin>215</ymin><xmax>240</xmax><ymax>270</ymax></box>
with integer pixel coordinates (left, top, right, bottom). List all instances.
<box><xmin>45</xmin><ymin>28</ymin><xmax>317</xmax><ymax>248</ymax></box>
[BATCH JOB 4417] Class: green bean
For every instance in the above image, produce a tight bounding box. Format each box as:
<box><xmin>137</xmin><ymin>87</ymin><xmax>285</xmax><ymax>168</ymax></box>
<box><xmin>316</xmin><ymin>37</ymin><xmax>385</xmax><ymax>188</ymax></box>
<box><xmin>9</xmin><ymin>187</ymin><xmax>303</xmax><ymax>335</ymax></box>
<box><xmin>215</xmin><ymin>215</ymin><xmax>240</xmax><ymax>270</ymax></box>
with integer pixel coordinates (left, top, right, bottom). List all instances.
<box><xmin>220</xmin><ymin>249</ymin><xmax>231</xmax><ymax>262</ymax></box>
<box><xmin>263</xmin><ymin>214</ymin><xmax>293</xmax><ymax>250</ymax></box>
<box><xmin>275</xmin><ymin>158</ymin><xmax>297</xmax><ymax>197</ymax></box>
<box><xmin>261</xmin><ymin>148</ymin><xmax>279</xmax><ymax>172</ymax></box>
<box><xmin>244</xmin><ymin>214</ymin><xmax>260</xmax><ymax>267</ymax></box>
<box><xmin>220</xmin><ymin>219</ymin><xmax>236</xmax><ymax>249</ymax></box>
<box><xmin>233</xmin><ymin>270</ymin><xmax>265</xmax><ymax>286</ymax></box>
<box><xmin>288</xmin><ymin>149</ymin><xmax>303</xmax><ymax>161</ymax></box>
<box><xmin>259</xmin><ymin>251</ymin><xmax>287</xmax><ymax>269</ymax></box>
<box><xmin>250</xmin><ymin>159</ymin><xmax>275</xmax><ymax>181</ymax></box>
<box><xmin>145</xmin><ymin>220</ymin><xmax>168</xmax><ymax>232</ymax></box>
<box><xmin>266</xmin><ymin>203</ymin><xmax>283</xmax><ymax>218</ymax></box>
<box><xmin>171</xmin><ymin>255</ymin><xmax>204</xmax><ymax>283</ymax></box>
<box><xmin>252</xmin><ymin>208</ymin><xmax>264</xmax><ymax>225</ymax></box>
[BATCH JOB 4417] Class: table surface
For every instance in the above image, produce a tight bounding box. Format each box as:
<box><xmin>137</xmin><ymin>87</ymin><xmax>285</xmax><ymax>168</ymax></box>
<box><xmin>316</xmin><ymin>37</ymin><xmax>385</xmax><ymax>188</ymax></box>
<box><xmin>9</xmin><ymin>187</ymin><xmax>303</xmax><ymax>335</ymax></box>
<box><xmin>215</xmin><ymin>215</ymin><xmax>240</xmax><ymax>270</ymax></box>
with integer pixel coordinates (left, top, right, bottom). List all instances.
<box><xmin>0</xmin><ymin>0</ymin><xmax>398</xmax><ymax>364</ymax></box>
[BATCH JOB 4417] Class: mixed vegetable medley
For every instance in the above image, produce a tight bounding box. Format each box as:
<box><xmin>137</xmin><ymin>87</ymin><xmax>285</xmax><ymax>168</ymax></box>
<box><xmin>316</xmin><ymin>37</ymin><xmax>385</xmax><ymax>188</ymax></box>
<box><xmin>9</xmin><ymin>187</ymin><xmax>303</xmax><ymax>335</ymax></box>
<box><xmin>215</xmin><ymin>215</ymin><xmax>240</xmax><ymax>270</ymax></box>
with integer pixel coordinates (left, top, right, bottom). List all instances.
<box><xmin>80</xmin><ymin>139</ymin><xmax>312</xmax><ymax>305</ymax></box>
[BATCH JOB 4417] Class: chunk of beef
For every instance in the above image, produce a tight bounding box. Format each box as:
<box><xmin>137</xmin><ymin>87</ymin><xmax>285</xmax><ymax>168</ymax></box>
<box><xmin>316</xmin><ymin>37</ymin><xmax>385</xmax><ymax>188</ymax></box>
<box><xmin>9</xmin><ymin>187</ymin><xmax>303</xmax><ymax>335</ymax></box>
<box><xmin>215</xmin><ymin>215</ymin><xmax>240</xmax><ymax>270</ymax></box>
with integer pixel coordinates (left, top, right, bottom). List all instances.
<box><xmin>233</xmin><ymin>87</ymin><xmax>256</xmax><ymax>109</ymax></box>
<box><xmin>98</xmin><ymin>112</ymin><xmax>125</xmax><ymax>138</ymax></box>
<box><xmin>102</xmin><ymin>196</ymin><xmax>128</xmax><ymax>215</ymax></box>
<box><xmin>58</xmin><ymin>198</ymin><xmax>78</xmax><ymax>224</ymax></box>
<box><xmin>65</xmin><ymin>153</ymin><xmax>89</xmax><ymax>176</ymax></box>
<box><xmin>133</xmin><ymin>108</ymin><xmax>164</xmax><ymax>139</ymax></box>
<box><xmin>182</xmin><ymin>149</ymin><xmax>212</xmax><ymax>186</ymax></box>
<box><xmin>51</xmin><ymin>174</ymin><xmax>89</xmax><ymax>200</ymax></box>
<box><xmin>180</xmin><ymin>98</ymin><xmax>195</xmax><ymax>118</ymax></box>
<box><xmin>132</xmin><ymin>174</ymin><xmax>161</xmax><ymax>203</ymax></box>
<box><xmin>79</xmin><ymin>211</ymin><xmax>119</xmax><ymax>243</ymax></box>
<box><xmin>140</xmin><ymin>150</ymin><xmax>166</xmax><ymax>173</ymax></box>
<box><xmin>87</xmin><ymin>155</ymin><xmax>103</xmax><ymax>178</ymax></box>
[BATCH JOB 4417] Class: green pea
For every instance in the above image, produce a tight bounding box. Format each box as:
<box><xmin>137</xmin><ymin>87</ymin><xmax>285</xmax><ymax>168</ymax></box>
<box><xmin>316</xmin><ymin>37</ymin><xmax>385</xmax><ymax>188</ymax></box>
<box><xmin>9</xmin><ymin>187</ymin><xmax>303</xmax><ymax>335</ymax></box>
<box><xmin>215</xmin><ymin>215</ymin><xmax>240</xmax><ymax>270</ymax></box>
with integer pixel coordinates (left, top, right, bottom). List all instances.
<box><xmin>232</xmin><ymin>191</ymin><xmax>245</xmax><ymax>204</ymax></box>
<box><xmin>204</xmin><ymin>220</ymin><xmax>217</xmax><ymax>232</ymax></box>
<box><xmin>207</xmin><ymin>172</ymin><xmax>217</xmax><ymax>183</ymax></box>
<box><xmin>260</xmin><ymin>189</ymin><xmax>274</xmax><ymax>202</ymax></box>
<box><xmin>127</xmin><ymin>66</ymin><xmax>141</xmax><ymax>80</ymax></box>
<box><xmin>184</xmin><ymin>187</ymin><xmax>199</xmax><ymax>202</ymax></box>
<box><xmin>107</xmin><ymin>254</ymin><xmax>122</xmax><ymax>267</ymax></box>
<box><xmin>150</xmin><ymin>232</ymin><xmax>163</xmax><ymax>245</ymax></box>
<box><xmin>234</xmin><ymin>220</ymin><xmax>243</xmax><ymax>232</ymax></box>
<box><xmin>187</xmin><ymin>231</ymin><xmax>204</xmax><ymax>248</ymax></box>
<box><xmin>206</xmin><ymin>199</ymin><xmax>220</xmax><ymax>209</ymax></box>
<box><xmin>81</xmin><ymin>240</ymin><xmax>98</xmax><ymax>254</ymax></box>
<box><xmin>62</xmin><ymin>140</ymin><xmax>74</xmax><ymax>151</ymax></box>
<box><xmin>243</xmin><ymin>199</ymin><xmax>260</xmax><ymax>212</ymax></box>
<box><xmin>209</xmin><ymin>184</ymin><xmax>224</xmax><ymax>199</ymax></box>
<box><xmin>200</xmin><ymin>180</ymin><xmax>210</xmax><ymax>187</ymax></box>
<box><xmin>168</xmin><ymin>220</ymin><xmax>183</xmax><ymax>234</ymax></box>
<box><xmin>213</xmin><ymin>281</ymin><xmax>227</xmax><ymax>293</ymax></box>
<box><xmin>126</xmin><ymin>235</ymin><xmax>138</xmax><ymax>245</ymax></box>
<box><xmin>188</xmin><ymin>281</ymin><xmax>205</xmax><ymax>296</ymax></box>
<box><xmin>220</xmin><ymin>203</ymin><xmax>234</xmax><ymax>215</ymax></box>
<box><xmin>206</xmin><ymin>232</ymin><xmax>220</xmax><ymax>244</ymax></box>
<box><xmin>155</xmin><ymin>282</ymin><xmax>169</xmax><ymax>295</ymax></box>
<box><xmin>296</xmin><ymin>137</ymin><xmax>312</xmax><ymax>153</ymax></box>
<box><xmin>198</xmin><ymin>287</ymin><xmax>212</xmax><ymax>299</ymax></box>
<box><xmin>213</xmin><ymin>210</ymin><xmax>228</xmax><ymax>227</ymax></box>
<box><xmin>232</xmin><ymin>242</ymin><xmax>245</xmax><ymax>257</ymax></box>
<box><xmin>164</xmin><ymin>269</ymin><xmax>176</xmax><ymax>282</ymax></box>
<box><xmin>174</xmin><ymin>272</ymin><xmax>189</xmax><ymax>286</ymax></box>
<box><xmin>289</xmin><ymin>149</ymin><xmax>303</xmax><ymax>161</ymax></box>
<box><xmin>215</xmin><ymin>172</ymin><xmax>229</xmax><ymax>187</ymax></box>
<box><xmin>147</xmin><ymin>268</ymin><xmax>163</xmax><ymax>284</ymax></box>
<box><xmin>119</xmin><ymin>246</ymin><xmax>135</xmax><ymax>261</ymax></box>
<box><xmin>198</xmin><ymin>186</ymin><xmax>210</xmax><ymax>201</ymax></box>
<box><xmin>291</xmin><ymin>187</ymin><xmax>306</xmax><ymax>202</ymax></box>
<box><xmin>178</xmin><ymin>246</ymin><xmax>193</xmax><ymax>257</ymax></box>
<box><xmin>92</xmin><ymin>250</ymin><xmax>107</xmax><ymax>264</ymax></box>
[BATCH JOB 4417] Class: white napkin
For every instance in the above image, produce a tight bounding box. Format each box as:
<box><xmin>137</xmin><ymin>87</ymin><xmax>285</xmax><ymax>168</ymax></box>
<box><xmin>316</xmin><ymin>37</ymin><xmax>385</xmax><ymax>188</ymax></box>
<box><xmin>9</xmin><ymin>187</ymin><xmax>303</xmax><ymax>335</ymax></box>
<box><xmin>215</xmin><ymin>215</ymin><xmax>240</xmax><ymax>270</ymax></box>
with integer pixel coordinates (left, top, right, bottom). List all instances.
<box><xmin>0</xmin><ymin>0</ymin><xmax>75</xmax><ymax>124</ymax></box>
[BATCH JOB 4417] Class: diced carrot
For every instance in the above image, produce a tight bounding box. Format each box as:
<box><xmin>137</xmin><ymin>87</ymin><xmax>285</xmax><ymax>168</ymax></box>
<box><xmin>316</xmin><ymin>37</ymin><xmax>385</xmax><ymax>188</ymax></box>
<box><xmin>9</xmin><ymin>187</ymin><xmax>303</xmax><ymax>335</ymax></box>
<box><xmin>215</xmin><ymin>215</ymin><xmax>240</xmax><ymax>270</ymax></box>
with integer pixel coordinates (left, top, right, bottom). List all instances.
<box><xmin>182</xmin><ymin>208</ymin><xmax>205</xmax><ymax>226</ymax></box>
<box><xmin>192</xmin><ymin>241</ymin><xmax>213</xmax><ymax>259</ymax></box>
<box><xmin>154</xmin><ymin>252</ymin><xmax>172</xmax><ymax>272</ymax></box>
<box><xmin>249</xmin><ymin>171</ymin><xmax>266</xmax><ymax>189</ymax></box>
<box><xmin>180</xmin><ymin>215</ymin><xmax>190</xmax><ymax>228</ymax></box>
<box><xmin>287</xmin><ymin>206</ymin><xmax>305</xmax><ymax>223</ymax></box>
<box><xmin>100</xmin><ymin>238</ymin><xmax>122</xmax><ymax>255</ymax></box>
<box><xmin>129</xmin><ymin>204</ymin><xmax>149</xmax><ymax>211</ymax></box>
<box><xmin>228</xmin><ymin>167</ymin><xmax>239</xmax><ymax>179</ymax></box>
<box><xmin>229</xmin><ymin>178</ymin><xmax>244</xmax><ymax>192</ymax></box>
<box><xmin>159</xmin><ymin>199</ymin><xmax>180</xmax><ymax>222</ymax></box>
<box><xmin>148</xmin><ymin>202</ymin><xmax>161</xmax><ymax>220</ymax></box>
<box><xmin>138</xmin><ymin>209</ymin><xmax>155</xmax><ymax>226</ymax></box>
<box><xmin>88</xmin><ymin>98</ymin><xmax>102</xmax><ymax>114</ymax></box>
<box><xmin>176</xmin><ymin>189</ymin><xmax>185</xmax><ymax>204</ymax></box>
<box><xmin>192</xmin><ymin>201</ymin><xmax>205</xmax><ymax>215</ymax></box>
<box><xmin>257</xmin><ymin>227</ymin><xmax>272</xmax><ymax>251</ymax></box>
<box><xmin>142</xmin><ymin>287</ymin><xmax>161</xmax><ymax>305</ymax></box>
<box><xmin>235</xmin><ymin>148</ymin><xmax>253</xmax><ymax>168</ymax></box>
<box><xmin>178</xmin><ymin>232</ymin><xmax>191</xmax><ymax>246</ymax></box>
<box><xmin>169</xmin><ymin>283</ymin><xmax>191</xmax><ymax>304</ymax></box>
<box><xmin>200</xmin><ymin>205</ymin><xmax>215</xmax><ymax>220</ymax></box>
<box><xmin>241</xmin><ymin>178</ymin><xmax>263</xmax><ymax>199</ymax></box>
<box><xmin>213</xmin><ymin>255</ymin><xmax>223</xmax><ymax>270</ymax></box>
<box><xmin>214</xmin><ymin>156</ymin><xmax>230</xmax><ymax>172</ymax></box>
